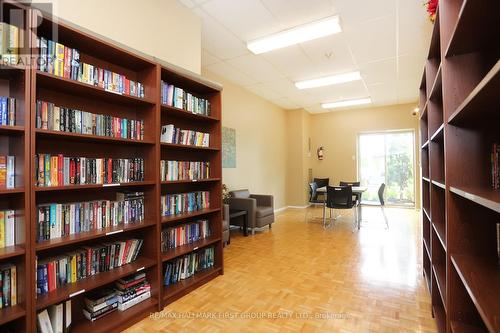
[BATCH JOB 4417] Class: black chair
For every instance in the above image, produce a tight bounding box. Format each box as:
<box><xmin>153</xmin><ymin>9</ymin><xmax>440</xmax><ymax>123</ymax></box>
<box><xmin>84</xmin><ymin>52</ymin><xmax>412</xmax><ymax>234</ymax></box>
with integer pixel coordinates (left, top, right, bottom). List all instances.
<box><xmin>324</xmin><ymin>186</ymin><xmax>358</xmax><ymax>229</ymax></box>
<box><xmin>306</xmin><ymin>182</ymin><xmax>325</xmax><ymax>222</ymax></box>
<box><xmin>313</xmin><ymin>178</ymin><xmax>329</xmax><ymax>192</ymax></box>
<box><xmin>339</xmin><ymin>181</ymin><xmax>361</xmax><ymax>205</ymax></box>
<box><xmin>359</xmin><ymin>183</ymin><xmax>389</xmax><ymax>230</ymax></box>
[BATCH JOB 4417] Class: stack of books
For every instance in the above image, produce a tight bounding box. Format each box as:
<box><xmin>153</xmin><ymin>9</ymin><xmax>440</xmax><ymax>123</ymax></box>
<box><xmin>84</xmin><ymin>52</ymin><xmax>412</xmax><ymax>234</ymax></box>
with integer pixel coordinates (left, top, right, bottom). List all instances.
<box><xmin>160</xmin><ymin>81</ymin><xmax>211</xmax><ymax>116</ymax></box>
<box><xmin>0</xmin><ymin>210</ymin><xmax>16</xmax><ymax>248</ymax></box>
<box><xmin>37</xmin><ymin>300</ymin><xmax>71</xmax><ymax>333</ymax></box>
<box><xmin>0</xmin><ymin>22</ymin><xmax>20</xmax><ymax>64</ymax></box>
<box><xmin>492</xmin><ymin>143</ymin><xmax>499</xmax><ymax>189</ymax></box>
<box><xmin>164</xmin><ymin>247</ymin><xmax>214</xmax><ymax>286</ymax></box>
<box><xmin>115</xmin><ymin>272</ymin><xmax>151</xmax><ymax>311</ymax></box>
<box><xmin>161</xmin><ymin>191</ymin><xmax>210</xmax><ymax>217</ymax></box>
<box><xmin>0</xmin><ymin>97</ymin><xmax>16</xmax><ymax>126</ymax></box>
<box><xmin>37</xmin><ymin>37</ymin><xmax>145</xmax><ymax>98</ymax></box>
<box><xmin>36</xmin><ymin>238</ymin><xmax>143</xmax><ymax>295</ymax></box>
<box><xmin>82</xmin><ymin>288</ymin><xmax>118</xmax><ymax>322</ymax></box>
<box><xmin>160</xmin><ymin>124</ymin><xmax>210</xmax><ymax>147</ymax></box>
<box><xmin>36</xmin><ymin>100</ymin><xmax>144</xmax><ymax>140</ymax></box>
<box><xmin>0</xmin><ymin>155</ymin><xmax>15</xmax><ymax>189</ymax></box>
<box><xmin>161</xmin><ymin>219</ymin><xmax>211</xmax><ymax>251</ymax></box>
<box><xmin>37</xmin><ymin>192</ymin><xmax>145</xmax><ymax>242</ymax></box>
<box><xmin>0</xmin><ymin>263</ymin><xmax>17</xmax><ymax>308</ymax></box>
<box><xmin>34</xmin><ymin>155</ymin><xmax>144</xmax><ymax>186</ymax></box>
<box><xmin>160</xmin><ymin>160</ymin><xmax>210</xmax><ymax>181</ymax></box>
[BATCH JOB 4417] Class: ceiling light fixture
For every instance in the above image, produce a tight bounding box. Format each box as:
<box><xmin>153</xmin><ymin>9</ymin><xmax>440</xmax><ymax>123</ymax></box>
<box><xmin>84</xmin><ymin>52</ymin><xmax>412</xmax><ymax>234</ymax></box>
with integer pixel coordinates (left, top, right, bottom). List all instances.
<box><xmin>321</xmin><ymin>97</ymin><xmax>372</xmax><ymax>109</ymax></box>
<box><xmin>295</xmin><ymin>71</ymin><xmax>361</xmax><ymax>89</ymax></box>
<box><xmin>247</xmin><ymin>15</ymin><xmax>342</xmax><ymax>54</ymax></box>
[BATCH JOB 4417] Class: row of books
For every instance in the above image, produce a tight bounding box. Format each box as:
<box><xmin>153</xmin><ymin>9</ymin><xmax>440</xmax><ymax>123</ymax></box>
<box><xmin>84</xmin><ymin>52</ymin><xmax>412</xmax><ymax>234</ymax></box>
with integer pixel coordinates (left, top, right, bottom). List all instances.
<box><xmin>160</xmin><ymin>160</ymin><xmax>210</xmax><ymax>182</ymax></box>
<box><xmin>37</xmin><ymin>300</ymin><xmax>72</xmax><ymax>333</ymax></box>
<box><xmin>0</xmin><ymin>156</ymin><xmax>15</xmax><ymax>189</ymax></box>
<box><xmin>37</xmin><ymin>192</ymin><xmax>145</xmax><ymax>242</ymax></box>
<box><xmin>160</xmin><ymin>124</ymin><xmax>210</xmax><ymax>147</ymax></box>
<box><xmin>36</xmin><ymin>100</ymin><xmax>144</xmax><ymax>140</ymax></box>
<box><xmin>83</xmin><ymin>272</ymin><xmax>151</xmax><ymax>322</ymax></box>
<box><xmin>161</xmin><ymin>219</ymin><xmax>211</xmax><ymax>251</ymax></box>
<box><xmin>163</xmin><ymin>247</ymin><xmax>214</xmax><ymax>286</ymax></box>
<box><xmin>0</xmin><ymin>264</ymin><xmax>17</xmax><ymax>308</ymax></box>
<box><xmin>491</xmin><ymin>143</ymin><xmax>499</xmax><ymax>189</ymax></box>
<box><xmin>160</xmin><ymin>81</ymin><xmax>211</xmax><ymax>116</ymax></box>
<box><xmin>35</xmin><ymin>155</ymin><xmax>145</xmax><ymax>187</ymax></box>
<box><xmin>0</xmin><ymin>97</ymin><xmax>16</xmax><ymax>126</ymax></box>
<box><xmin>36</xmin><ymin>238</ymin><xmax>143</xmax><ymax>295</ymax></box>
<box><xmin>37</xmin><ymin>37</ymin><xmax>145</xmax><ymax>98</ymax></box>
<box><xmin>161</xmin><ymin>191</ymin><xmax>210</xmax><ymax>217</ymax></box>
<box><xmin>0</xmin><ymin>23</ymin><xmax>20</xmax><ymax>64</ymax></box>
<box><xmin>0</xmin><ymin>210</ymin><xmax>16</xmax><ymax>248</ymax></box>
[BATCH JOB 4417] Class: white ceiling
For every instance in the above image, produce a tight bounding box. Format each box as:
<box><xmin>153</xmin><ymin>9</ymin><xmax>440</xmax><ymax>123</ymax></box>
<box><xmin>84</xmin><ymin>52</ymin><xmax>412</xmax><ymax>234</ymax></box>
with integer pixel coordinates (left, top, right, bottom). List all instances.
<box><xmin>179</xmin><ymin>0</ymin><xmax>432</xmax><ymax>113</ymax></box>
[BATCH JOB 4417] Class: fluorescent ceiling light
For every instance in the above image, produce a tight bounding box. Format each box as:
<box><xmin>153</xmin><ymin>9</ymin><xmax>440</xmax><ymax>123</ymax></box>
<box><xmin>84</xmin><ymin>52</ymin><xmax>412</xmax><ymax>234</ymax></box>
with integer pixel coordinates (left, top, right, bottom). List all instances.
<box><xmin>322</xmin><ymin>98</ymin><xmax>372</xmax><ymax>109</ymax></box>
<box><xmin>295</xmin><ymin>71</ymin><xmax>361</xmax><ymax>89</ymax></box>
<box><xmin>247</xmin><ymin>16</ymin><xmax>341</xmax><ymax>54</ymax></box>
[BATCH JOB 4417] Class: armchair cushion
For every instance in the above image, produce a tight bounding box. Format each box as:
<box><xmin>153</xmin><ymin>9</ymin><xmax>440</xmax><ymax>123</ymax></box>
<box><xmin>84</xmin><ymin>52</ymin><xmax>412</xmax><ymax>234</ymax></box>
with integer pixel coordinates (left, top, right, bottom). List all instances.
<box><xmin>228</xmin><ymin>197</ymin><xmax>256</xmax><ymax>211</ymax></box>
<box><xmin>250</xmin><ymin>194</ymin><xmax>274</xmax><ymax>208</ymax></box>
<box><xmin>230</xmin><ymin>189</ymin><xmax>250</xmax><ymax>198</ymax></box>
<box><xmin>256</xmin><ymin>206</ymin><xmax>273</xmax><ymax>218</ymax></box>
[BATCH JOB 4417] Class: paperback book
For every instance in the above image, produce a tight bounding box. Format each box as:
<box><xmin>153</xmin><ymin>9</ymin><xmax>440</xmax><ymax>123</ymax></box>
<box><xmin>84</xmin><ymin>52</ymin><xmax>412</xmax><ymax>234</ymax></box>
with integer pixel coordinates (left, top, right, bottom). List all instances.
<box><xmin>160</xmin><ymin>160</ymin><xmax>210</xmax><ymax>181</ymax></box>
<box><xmin>160</xmin><ymin>124</ymin><xmax>210</xmax><ymax>147</ymax></box>
<box><xmin>163</xmin><ymin>247</ymin><xmax>215</xmax><ymax>286</ymax></box>
<box><xmin>160</xmin><ymin>80</ymin><xmax>211</xmax><ymax>116</ymax></box>
<box><xmin>161</xmin><ymin>219</ymin><xmax>211</xmax><ymax>251</ymax></box>
<box><xmin>161</xmin><ymin>191</ymin><xmax>210</xmax><ymax>217</ymax></box>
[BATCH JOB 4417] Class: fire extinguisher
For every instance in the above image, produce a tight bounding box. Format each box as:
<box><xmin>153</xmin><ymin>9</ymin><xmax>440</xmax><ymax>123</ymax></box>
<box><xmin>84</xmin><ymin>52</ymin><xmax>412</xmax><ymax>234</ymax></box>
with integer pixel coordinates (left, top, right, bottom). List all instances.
<box><xmin>317</xmin><ymin>146</ymin><xmax>324</xmax><ymax>160</ymax></box>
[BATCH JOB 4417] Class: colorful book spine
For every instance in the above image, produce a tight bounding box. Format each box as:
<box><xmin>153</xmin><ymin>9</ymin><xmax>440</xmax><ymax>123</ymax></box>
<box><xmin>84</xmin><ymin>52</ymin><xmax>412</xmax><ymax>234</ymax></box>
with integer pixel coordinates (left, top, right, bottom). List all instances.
<box><xmin>161</xmin><ymin>219</ymin><xmax>210</xmax><ymax>251</ymax></box>
<box><xmin>160</xmin><ymin>124</ymin><xmax>210</xmax><ymax>147</ymax></box>
<box><xmin>160</xmin><ymin>191</ymin><xmax>210</xmax><ymax>217</ymax></box>
<box><xmin>160</xmin><ymin>160</ymin><xmax>210</xmax><ymax>181</ymax></box>
<box><xmin>163</xmin><ymin>247</ymin><xmax>214</xmax><ymax>286</ymax></box>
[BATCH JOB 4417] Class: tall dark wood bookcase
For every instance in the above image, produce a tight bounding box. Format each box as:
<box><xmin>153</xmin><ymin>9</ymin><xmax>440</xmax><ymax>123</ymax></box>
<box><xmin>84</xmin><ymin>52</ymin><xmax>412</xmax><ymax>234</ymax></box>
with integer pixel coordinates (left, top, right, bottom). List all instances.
<box><xmin>420</xmin><ymin>1</ymin><xmax>499</xmax><ymax>332</ymax></box>
<box><xmin>0</xmin><ymin>3</ymin><xmax>223</xmax><ymax>332</ymax></box>
<box><xmin>0</xmin><ymin>1</ymin><xmax>31</xmax><ymax>332</ymax></box>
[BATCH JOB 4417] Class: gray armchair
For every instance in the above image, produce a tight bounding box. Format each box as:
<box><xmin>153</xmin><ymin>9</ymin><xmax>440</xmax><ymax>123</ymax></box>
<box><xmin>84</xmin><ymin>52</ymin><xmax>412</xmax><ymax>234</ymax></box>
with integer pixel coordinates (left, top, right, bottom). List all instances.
<box><xmin>222</xmin><ymin>204</ymin><xmax>230</xmax><ymax>246</ymax></box>
<box><xmin>228</xmin><ymin>189</ymin><xmax>274</xmax><ymax>235</ymax></box>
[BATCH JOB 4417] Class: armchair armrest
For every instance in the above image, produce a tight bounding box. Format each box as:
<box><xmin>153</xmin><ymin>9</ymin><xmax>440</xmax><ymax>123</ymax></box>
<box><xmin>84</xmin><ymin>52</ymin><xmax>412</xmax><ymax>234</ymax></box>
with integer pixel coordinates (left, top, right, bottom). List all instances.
<box><xmin>250</xmin><ymin>194</ymin><xmax>274</xmax><ymax>208</ymax></box>
<box><xmin>228</xmin><ymin>197</ymin><xmax>257</xmax><ymax>212</ymax></box>
<box><xmin>223</xmin><ymin>204</ymin><xmax>230</xmax><ymax>222</ymax></box>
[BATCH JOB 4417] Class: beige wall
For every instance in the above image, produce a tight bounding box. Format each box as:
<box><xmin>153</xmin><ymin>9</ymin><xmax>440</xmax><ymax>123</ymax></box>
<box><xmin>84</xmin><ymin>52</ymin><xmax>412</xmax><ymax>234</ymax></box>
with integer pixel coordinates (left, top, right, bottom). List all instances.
<box><xmin>32</xmin><ymin>0</ymin><xmax>202</xmax><ymax>74</ymax></box>
<box><xmin>202</xmin><ymin>70</ymin><xmax>288</xmax><ymax>210</ymax></box>
<box><xmin>310</xmin><ymin>104</ymin><xmax>421</xmax><ymax>208</ymax></box>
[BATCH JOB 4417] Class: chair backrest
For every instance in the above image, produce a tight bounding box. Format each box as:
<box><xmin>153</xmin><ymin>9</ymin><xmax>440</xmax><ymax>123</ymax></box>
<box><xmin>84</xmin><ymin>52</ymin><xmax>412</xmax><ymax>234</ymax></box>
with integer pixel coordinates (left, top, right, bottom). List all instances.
<box><xmin>309</xmin><ymin>182</ymin><xmax>318</xmax><ymax>202</ymax></box>
<box><xmin>339</xmin><ymin>181</ymin><xmax>360</xmax><ymax>187</ymax></box>
<box><xmin>378</xmin><ymin>183</ymin><xmax>386</xmax><ymax>206</ymax></box>
<box><xmin>313</xmin><ymin>178</ymin><xmax>329</xmax><ymax>188</ymax></box>
<box><xmin>230</xmin><ymin>189</ymin><xmax>250</xmax><ymax>198</ymax></box>
<box><xmin>326</xmin><ymin>186</ymin><xmax>353</xmax><ymax>209</ymax></box>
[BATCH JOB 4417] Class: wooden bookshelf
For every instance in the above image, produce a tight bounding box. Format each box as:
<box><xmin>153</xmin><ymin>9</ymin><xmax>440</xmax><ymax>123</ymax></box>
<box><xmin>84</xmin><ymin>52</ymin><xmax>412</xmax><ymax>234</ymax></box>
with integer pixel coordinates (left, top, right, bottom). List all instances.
<box><xmin>0</xmin><ymin>1</ymin><xmax>31</xmax><ymax>332</ymax></box>
<box><xmin>158</xmin><ymin>63</ymin><xmax>223</xmax><ymax>309</ymax></box>
<box><xmin>420</xmin><ymin>1</ymin><xmax>500</xmax><ymax>332</ymax></box>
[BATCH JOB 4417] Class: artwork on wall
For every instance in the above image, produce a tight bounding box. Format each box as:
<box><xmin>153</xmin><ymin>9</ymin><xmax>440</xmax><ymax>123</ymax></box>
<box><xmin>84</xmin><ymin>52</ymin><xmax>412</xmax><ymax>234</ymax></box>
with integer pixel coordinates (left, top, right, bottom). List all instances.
<box><xmin>222</xmin><ymin>126</ymin><xmax>236</xmax><ymax>168</ymax></box>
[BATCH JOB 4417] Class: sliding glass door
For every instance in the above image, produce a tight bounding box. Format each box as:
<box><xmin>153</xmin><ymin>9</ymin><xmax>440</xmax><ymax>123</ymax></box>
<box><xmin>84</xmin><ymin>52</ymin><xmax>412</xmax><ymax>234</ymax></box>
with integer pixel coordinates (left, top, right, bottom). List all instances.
<box><xmin>358</xmin><ymin>131</ymin><xmax>415</xmax><ymax>207</ymax></box>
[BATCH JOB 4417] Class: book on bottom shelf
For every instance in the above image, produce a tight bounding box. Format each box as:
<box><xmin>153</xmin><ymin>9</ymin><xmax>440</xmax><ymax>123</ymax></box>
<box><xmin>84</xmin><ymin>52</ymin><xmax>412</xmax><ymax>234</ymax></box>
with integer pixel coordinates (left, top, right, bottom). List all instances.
<box><xmin>37</xmin><ymin>299</ymin><xmax>72</xmax><ymax>333</ymax></box>
<box><xmin>0</xmin><ymin>263</ymin><xmax>17</xmax><ymax>308</ymax></box>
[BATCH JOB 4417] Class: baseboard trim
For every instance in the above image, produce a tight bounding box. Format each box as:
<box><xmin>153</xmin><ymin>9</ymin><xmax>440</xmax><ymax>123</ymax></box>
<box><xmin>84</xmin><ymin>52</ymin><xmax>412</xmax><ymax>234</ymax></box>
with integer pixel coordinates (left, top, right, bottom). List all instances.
<box><xmin>287</xmin><ymin>205</ymin><xmax>310</xmax><ymax>209</ymax></box>
<box><xmin>274</xmin><ymin>206</ymin><xmax>288</xmax><ymax>213</ymax></box>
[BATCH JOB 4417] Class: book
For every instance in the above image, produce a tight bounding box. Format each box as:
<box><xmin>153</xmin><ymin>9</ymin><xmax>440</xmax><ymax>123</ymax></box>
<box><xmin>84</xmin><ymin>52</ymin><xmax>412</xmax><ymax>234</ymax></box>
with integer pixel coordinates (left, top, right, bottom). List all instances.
<box><xmin>4</xmin><ymin>210</ymin><xmax>15</xmax><ymax>247</ymax></box>
<box><xmin>161</xmin><ymin>219</ymin><xmax>210</xmax><ymax>251</ymax></box>
<box><xmin>82</xmin><ymin>302</ymin><xmax>117</xmax><ymax>322</ymax></box>
<box><xmin>492</xmin><ymin>143</ymin><xmax>499</xmax><ymax>189</ymax></box>
<box><xmin>164</xmin><ymin>247</ymin><xmax>214</xmax><ymax>286</ymax></box>
<box><xmin>0</xmin><ymin>156</ymin><xmax>6</xmax><ymax>187</ymax></box>
<box><xmin>117</xmin><ymin>290</ymin><xmax>151</xmax><ymax>311</ymax></box>
<box><xmin>160</xmin><ymin>124</ymin><xmax>210</xmax><ymax>147</ymax></box>
<box><xmin>161</xmin><ymin>160</ymin><xmax>210</xmax><ymax>181</ymax></box>
<box><xmin>48</xmin><ymin>302</ymin><xmax>63</xmax><ymax>333</ymax></box>
<box><xmin>83</xmin><ymin>288</ymin><xmax>117</xmax><ymax>311</ymax></box>
<box><xmin>5</xmin><ymin>24</ymin><xmax>19</xmax><ymax>64</ymax></box>
<box><xmin>6</xmin><ymin>156</ymin><xmax>14</xmax><ymax>188</ymax></box>
<box><xmin>161</xmin><ymin>191</ymin><xmax>210</xmax><ymax>217</ymax></box>
<box><xmin>160</xmin><ymin>81</ymin><xmax>211</xmax><ymax>116</ymax></box>
<box><xmin>37</xmin><ymin>309</ymin><xmax>55</xmax><ymax>333</ymax></box>
<box><xmin>64</xmin><ymin>300</ymin><xmax>72</xmax><ymax>332</ymax></box>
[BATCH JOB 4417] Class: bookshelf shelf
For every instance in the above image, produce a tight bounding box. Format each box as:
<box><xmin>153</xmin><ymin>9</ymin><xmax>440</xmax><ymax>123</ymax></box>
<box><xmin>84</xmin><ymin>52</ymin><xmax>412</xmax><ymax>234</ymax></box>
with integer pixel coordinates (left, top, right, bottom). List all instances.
<box><xmin>0</xmin><ymin>188</ymin><xmax>25</xmax><ymax>195</ymax></box>
<box><xmin>433</xmin><ymin>305</ymin><xmax>447</xmax><ymax>333</ymax></box>
<box><xmin>450</xmin><ymin>321</ymin><xmax>488</xmax><ymax>333</ymax></box>
<box><xmin>422</xmin><ymin>177</ymin><xmax>430</xmax><ymax>182</ymax></box>
<box><xmin>161</xmin><ymin>178</ymin><xmax>221</xmax><ymax>185</ymax></box>
<box><xmin>429</xmin><ymin>65</ymin><xmax>442</xmax><ymax>102</ymax></box>
<box><xmin>433</xmin><ymin>264</ymin><xmax>447</xmax><ymax>309</ymax></box>
<box><xmin>423</xmin><ymin>238</ymin><xmax>430</xmax><ymax>259</ymax></box>
<box><xmin>0</xmin><ymin>304</ymin><xmax>26</xmax><ymax>326</ymax></box>
<box><xmin>34</xmin><ymin>181</ymin><xmax>156</xmax><ymax>192</ymax></box>
<box><xmin>163</xmin><ymin>266</ymin><xmax>221</xmax><ymax>302</ymax></box>
<box><xmin>0</xmin><ymin>245</ymin><xmax>26</xmax><ymax>260</ymax></box>
<box><xmin>35</xmin><ymin>257</ymin><xmax>156</xmax><ymax>310</ymax></box>
<box><xmin>162</xmin><ymin>236</ymin><xmax>221</xmax><ymax>262</ymax></box>
<box><xmin>448</xmin><ymin>60</ymin><xmax>500</xmax><ymax>126</ymax></box>
<box><xmin>70</xmin><ymin>297</ymin><xmax>159</xmax><ymax>333</ymax></box>
<box><xmin>421</xmin><ymin>140</ymin><xmax>429</xmax><ymax>149</ymax></box>
<box><xmin>0</xmin><ymin>125</ymin><xmax>25</xmax><ymax>134</ymax></box>
<box><xmin>36</xmin><ymin>221</ymin><xmax>157</xmax><ymax>251</ymax></box>
<box><xmin>35</xmin><ymin>129</ymin><xmax>155</xmax><ymax>146</ymax></box>
<box><xmin>161</xmin><ymin>208</ymin><xmax>221</xmax><ymax>224</ymax></box>
<box><xmin>423</xmin><ymin>208</ymin><xmax>431</xmax><ymax>222</ymax></box>
<box><xmin>451</xmin><ymin>255</ymin><xmax>500</xmax><ymax>333</ymax></box>
<box><xmin>432</xmin><ymin>180</ymin><xmax>446</xmax><ymax>190</ymax></box>
<box><xmin>420</xmin><ymin>101</ymin><xmax>428</xmax><ymax>120</ymax></box>
<box><xmin>432</xmin><ymin>222</ymin><xmax>446</xmax><ymax>251</ymax></box>
<box><xmin>449</xmin><ymin>186</ymin><xmax>500</xmax><ymax>213</ymax></box>
<box><xmin>36</xmin><ymin>71</ymin><xmax>156</xmax><ymax>106</ymax></box>
<box><xmin>161</xmin><ymin>142</ymin><xmax>220</xmax><ymax>151</ymax></box>
<box><xmin>430</xmin><ymin>124</ymin><xmax>444</xmax><ymax>142</ymax></box>
<box><xmin>161</xmin><ymin>104</ymin><xmax>219</xmax><ymax>122</ymax></box>
<box><xmin>445</xmin><ymin>0</ymin><xmax>499</xmax><ymax>57</ymax></box>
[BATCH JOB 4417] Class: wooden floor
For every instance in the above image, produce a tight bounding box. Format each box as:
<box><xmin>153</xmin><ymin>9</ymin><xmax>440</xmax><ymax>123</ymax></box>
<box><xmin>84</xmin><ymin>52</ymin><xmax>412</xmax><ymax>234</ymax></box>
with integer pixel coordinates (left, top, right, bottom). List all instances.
<box><xmin>126</xmin><ymin>206</ymin><xmax>437</xmax><ymax>332</ymax></box>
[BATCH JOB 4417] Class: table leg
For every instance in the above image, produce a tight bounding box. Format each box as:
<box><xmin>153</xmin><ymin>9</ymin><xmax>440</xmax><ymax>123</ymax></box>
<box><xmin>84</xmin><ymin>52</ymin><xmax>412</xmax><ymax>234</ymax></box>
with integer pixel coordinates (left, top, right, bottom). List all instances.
<box><xmin>323</xmin><ymin>201</ymin><xmax>326</xmax><ymax>227</ymax></box>
<box><xmin>243</xmin><ymin>214</ymin><xmax>248</xmax><ymax>237</ymax></box>
<box><xmin>358</xmin><ymin>193</ymin><xmax>363</xmax><ymax>230</ymax></box>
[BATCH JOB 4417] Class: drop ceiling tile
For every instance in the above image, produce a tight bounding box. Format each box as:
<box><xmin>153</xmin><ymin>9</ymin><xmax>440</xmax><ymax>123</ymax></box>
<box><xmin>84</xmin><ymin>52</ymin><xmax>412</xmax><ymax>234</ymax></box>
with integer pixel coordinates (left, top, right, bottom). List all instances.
<box><xmin>205</xmin><ymin>62</ymin><xmax>258</xmax><ymax>86</ymax></box>
<box><xmin>333</xmin><ymin>0</ymin><xmax>397</xmax><ymax>27</ymax></box>
<box><xmin>201</xmin><ymin>49</ymin><xmax>221</xmax><ymax>66</ymax></box>
<box><xmin>244</xmin><ymin>83</ymin><xmax>284</xmax><ymax>101</ymax></box>
<box><xmin>360</xmin><ymin>57</ymin><xmax>397</xmax><ymax>85</ymax></box>
<box><xmin>260</xmin><ymin>0</ymin><xmax>335</xmax><ymax>27</ymax></box>
<box><xmin>194</xmin><ymin>8</ymin><xmax>249</xmax><ymax>60</ymax></box>
<box><xmin>347</xmin><ymin>15</ymin><xmax>397</xmax><ymax>64</ymax></box>
<box><xmin>270</xmin><ymin>98</ymin><xmax>300</xmax><ymax>110</ymax></box>
<box><xmin>262</xmin><ymin>45</ymin><xmax>321</xmax><ymax>81</ymax></box>
<box><xmin>307</xmin><ymin>80</ymin><xmax>369</xmax><ymax>102</ymax></box>
<box><xmin>253</xmin><ymin>79</ymin><xmax>300</xmax><ymax>97</ymax></box>
<box><xmin>398</xmin><ymin>54</ymin><xmax>425</xmax><ymax>81</ymax></box>
<box><xmin>396</xmin><ymin>77</ymin><xmax>419</xmax><ymax>103</ymax></box>
<box><xmin>398</xmin><ymin>0</ymin><xmax>433</xmax><ymax>56</ymax></box>
<box><xmin>367</xmin><ymin>82</ymin><xmax>398</xmax><ymax>105</ymax></box>
<box><xmin>201</xmin><ymin>0</ymin><xmax>280</xmax><ymax>41</ymax></box>
<box><xmin>227</xmin><ymin>54</ymin><xmax>285</xmax><ymax>83</ymax></box>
